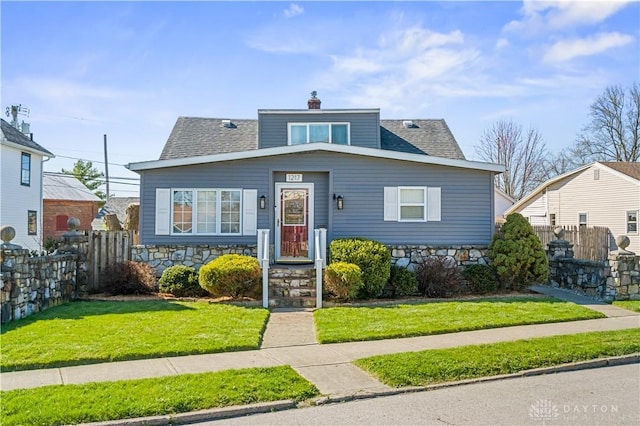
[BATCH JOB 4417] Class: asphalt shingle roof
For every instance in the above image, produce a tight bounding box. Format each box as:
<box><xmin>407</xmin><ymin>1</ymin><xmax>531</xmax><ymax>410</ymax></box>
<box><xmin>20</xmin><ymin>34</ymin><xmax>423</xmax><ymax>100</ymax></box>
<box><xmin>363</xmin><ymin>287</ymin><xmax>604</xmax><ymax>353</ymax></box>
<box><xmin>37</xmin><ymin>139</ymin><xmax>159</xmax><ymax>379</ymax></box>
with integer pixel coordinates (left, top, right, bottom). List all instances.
<box><xmin>158</xmin><ymin>116</ymin><xmax>466</xmax><ymax>161</ymax></box>
<box><xmin>601</xmin><ymin>161</ymin><xmax>640</xmax><ymax>181</ymax></box>
<box><xmin>43</xmin><ymin>174</ymin><xmax>102</xmax><ymax>201</ymax></box>
<box><xmin>0</xmin><ymin>118</ymin><xmax>54</xmax><ymax>157</ymax></box>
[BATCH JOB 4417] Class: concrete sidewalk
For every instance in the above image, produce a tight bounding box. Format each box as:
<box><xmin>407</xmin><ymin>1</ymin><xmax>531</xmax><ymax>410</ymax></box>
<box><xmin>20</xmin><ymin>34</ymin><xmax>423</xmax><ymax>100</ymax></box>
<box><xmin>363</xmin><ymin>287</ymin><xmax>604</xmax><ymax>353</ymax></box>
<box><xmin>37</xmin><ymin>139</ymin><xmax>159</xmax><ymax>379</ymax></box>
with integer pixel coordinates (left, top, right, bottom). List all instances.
<box><xmin>2</xmin><ymin>290</ymin><xmax>638</xmax><ymax>395</ymax></box>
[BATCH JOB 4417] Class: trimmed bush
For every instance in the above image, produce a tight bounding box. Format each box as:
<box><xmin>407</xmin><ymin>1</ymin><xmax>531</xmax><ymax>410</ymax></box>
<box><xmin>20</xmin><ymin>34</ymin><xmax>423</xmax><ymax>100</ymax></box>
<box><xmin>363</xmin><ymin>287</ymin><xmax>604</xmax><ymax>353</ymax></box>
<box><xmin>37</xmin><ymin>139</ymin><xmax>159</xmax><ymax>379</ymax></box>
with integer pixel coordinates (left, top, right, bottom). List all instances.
<box><xmin>324</xmin><ymin>262</ymin><xmax>363</xmax><ymax>301</ymax></box>
<box><xmin>329</xmin><ymin>238</ymin><xmax>391</xmax><ymax>299</ymax></box>
<box><xmin>463</xmin><ymin>264</ymin><xmax>498</xmax><ymax>294</ymax></box>
<box><xmin>489</xmin><ymin>213</ymin><xmax>549</xmax><ymax>290</ymax></box>
<box><xmin>100</xmin><ymin>261</ymin><xmax>157</xmax><ymax>295</ymax></box>
<box><xmin>158</xmin><ymin>265</ymin><xmax>209</xmax><ymax>297</ymax></box>
<box><xmin>415</xmin><ymin>256</ymin><xmax>463</xmax><ymax>298</ymax></box>
<box><xmin>387</xmin><ymin>265</ymin><xmax>418</xmax><ymax>298</ymax></box>
<box><xmin>199</xmin><ymin>254</ymin><xmax>261</xmax><ymax>298</ymax></box>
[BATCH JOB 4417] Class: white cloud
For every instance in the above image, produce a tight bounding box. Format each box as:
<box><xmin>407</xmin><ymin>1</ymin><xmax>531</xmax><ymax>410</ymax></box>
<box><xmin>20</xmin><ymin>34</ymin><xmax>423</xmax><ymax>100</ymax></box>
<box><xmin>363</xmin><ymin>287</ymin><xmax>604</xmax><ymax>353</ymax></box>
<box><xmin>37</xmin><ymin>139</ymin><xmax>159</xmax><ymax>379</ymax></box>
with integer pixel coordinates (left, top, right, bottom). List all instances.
<box><xmin>284</xmin><ymin>3</ymin><xmax>304</xmax><ymax>18</ymax></box>
<box><xmin>505</xmin><ymin>0</ymin><xmax>633</xmax><ymax>34</ymax></box>
<box><xmin>495</xmin><ymin>38</ymin><xmax>509</xmax><ymax>49</ymax></box>
<box><xmin>543</xmin><ymin>32</ymin><xmax>634</xmax><ymax>63</ymax></box>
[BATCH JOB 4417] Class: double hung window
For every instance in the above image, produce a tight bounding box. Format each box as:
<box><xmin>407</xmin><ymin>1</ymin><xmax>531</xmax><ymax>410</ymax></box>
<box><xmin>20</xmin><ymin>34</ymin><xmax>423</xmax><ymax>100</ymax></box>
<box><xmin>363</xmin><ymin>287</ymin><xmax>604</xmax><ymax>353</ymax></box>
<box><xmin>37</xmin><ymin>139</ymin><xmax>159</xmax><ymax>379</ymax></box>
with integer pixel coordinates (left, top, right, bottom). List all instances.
<box><xmin>172</xmin><ymin>189</ymin><xmax>241</xmax><ymax>235</ymax></box>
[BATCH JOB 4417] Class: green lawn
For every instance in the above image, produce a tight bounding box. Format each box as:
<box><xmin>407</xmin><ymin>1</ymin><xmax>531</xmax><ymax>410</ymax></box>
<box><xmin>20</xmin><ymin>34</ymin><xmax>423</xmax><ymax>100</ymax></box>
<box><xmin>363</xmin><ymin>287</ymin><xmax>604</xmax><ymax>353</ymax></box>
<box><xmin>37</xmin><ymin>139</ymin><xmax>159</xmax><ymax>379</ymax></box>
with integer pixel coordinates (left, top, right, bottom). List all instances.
<box><xmin>1</xmin><ymin>366</ymin><xmax>319</xmax><ymax>426</ymax></box>
<box><xmin>314</xmin><ymin>297</ymin><xmax>605</xmax><ymax>343</ymax></box>
<box><xmin>355</xmin><ymin>328</ymin><xmax>640</xmax><ymax>387</ymax></box>
<box><xmin>1</xmin><ymin>300</ymin><xmax>269</xmax><ymax>372</ymax></box>
<box><xmin>613</xmin><ymin>300</ymin><xmax>640</xmax><ymax>312</ymax></box>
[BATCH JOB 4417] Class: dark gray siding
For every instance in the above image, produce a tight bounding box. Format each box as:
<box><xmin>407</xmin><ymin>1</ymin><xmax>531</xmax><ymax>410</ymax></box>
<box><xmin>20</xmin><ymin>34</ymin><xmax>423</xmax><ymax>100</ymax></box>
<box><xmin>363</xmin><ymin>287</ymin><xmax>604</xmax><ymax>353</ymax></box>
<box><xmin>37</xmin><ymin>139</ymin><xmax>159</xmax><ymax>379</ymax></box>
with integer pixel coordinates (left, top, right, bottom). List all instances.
<box><xmin>258</xmin><ymin>111</ymin><xmax>380</xmax><ymax>150</ymax></box>
<box><xmin>139</xmin><ymin>152</ymin><xmax>494</xmax><ymax>246</ymax></box>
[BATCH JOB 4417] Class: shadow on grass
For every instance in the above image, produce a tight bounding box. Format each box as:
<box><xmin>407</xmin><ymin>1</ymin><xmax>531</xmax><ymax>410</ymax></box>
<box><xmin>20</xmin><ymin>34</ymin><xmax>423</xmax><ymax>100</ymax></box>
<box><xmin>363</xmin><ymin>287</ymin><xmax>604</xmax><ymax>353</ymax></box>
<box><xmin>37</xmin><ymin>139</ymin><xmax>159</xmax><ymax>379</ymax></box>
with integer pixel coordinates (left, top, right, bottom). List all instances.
<box><xmin>1</xmin><ymin>299</ymin><xmax>194</xmax><ymax>334</ymax></box>
<box><xmin>326</xmin><ymin>295</ymin><xmax>568</xmax><ymax>310</ymax></box>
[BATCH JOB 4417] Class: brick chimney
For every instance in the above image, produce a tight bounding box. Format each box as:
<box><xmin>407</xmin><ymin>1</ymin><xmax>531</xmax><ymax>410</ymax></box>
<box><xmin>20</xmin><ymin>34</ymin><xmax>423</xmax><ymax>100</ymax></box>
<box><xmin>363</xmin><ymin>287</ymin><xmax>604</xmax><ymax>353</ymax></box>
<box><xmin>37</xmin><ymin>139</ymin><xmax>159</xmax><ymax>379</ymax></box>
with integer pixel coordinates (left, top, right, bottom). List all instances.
<box><xmin>307</xmin><ymin>90</ymin><xmax>321</xmax><ymax>109</ymax></box>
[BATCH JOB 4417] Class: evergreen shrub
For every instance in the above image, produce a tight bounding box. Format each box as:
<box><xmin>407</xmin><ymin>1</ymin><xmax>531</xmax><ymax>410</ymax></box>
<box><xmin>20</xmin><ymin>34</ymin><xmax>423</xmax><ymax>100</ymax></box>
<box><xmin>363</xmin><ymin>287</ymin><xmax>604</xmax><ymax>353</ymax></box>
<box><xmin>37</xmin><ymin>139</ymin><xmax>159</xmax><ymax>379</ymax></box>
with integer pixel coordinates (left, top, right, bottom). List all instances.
<box><xmin>329</xmin><ymin>238</ymin><xmax>391</xmax><ymax>299</ymax></box>
<box><xmin>199</xmin><ymin>254</ymin><xmax>261</xmax><ymax>298</ymax></box>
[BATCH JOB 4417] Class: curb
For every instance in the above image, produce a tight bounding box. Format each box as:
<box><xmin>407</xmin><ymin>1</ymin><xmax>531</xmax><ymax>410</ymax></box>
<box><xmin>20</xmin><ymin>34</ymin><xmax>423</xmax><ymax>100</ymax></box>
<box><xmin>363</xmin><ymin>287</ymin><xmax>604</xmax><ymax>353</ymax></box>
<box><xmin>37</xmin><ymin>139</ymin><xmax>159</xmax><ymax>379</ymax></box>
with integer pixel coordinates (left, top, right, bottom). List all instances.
<box><xmin>312</xmin><ymin>354</ymin><xmax>640</xmax><ymax>406</ymax></box>
<box><xmin>82</xmin><ymin>354</ymin><xmax>639</xmax><ymax>425</ymax></box>
<box><xmin>82</xmin><ymin>400</ymin><xmax>297</xmax><ymax>426</ymax></box>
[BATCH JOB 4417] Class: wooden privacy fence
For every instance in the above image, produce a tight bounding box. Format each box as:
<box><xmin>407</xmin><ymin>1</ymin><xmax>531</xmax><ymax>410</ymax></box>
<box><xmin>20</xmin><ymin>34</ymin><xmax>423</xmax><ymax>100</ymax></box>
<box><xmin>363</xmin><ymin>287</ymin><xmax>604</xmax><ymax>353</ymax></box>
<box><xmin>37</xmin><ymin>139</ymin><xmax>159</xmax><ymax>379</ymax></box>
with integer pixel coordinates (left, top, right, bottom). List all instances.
<box><xmin>87</xmin><ymin>230</ymin><xmax>133</xmax><ymax>291</ymax></box>
<box><xmin>532</xmin><ymin>225</ymin><xmax>611</xmax><ymax>261</ymax></box>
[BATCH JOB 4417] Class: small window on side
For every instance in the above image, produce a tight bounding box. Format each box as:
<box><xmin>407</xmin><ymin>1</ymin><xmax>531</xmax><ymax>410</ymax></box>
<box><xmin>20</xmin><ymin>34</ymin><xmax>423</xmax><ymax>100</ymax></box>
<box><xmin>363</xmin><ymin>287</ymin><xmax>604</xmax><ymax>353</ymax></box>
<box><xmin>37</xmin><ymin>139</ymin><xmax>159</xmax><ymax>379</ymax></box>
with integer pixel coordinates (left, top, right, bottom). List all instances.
<box><xmin>27</xmin><ymin>210</ymin><xmax>37</xmax><ymax>235</ymax></box>
<box><xmin>21</xmin><ymin>153</ymin><xmax>31</xmax><ymax>186</ymax></box>
<box><xmin>578</xmin><ymin>213</ymin><xmax>588</xmax><ymax>228</ymax></box>
<box><xmin>550</xmin><ymin>213</ymin><xmax>556</xmax><ymax>226</ymax></box>
<box><xmin>627</xmin><ymin>211</ymin><xmax>638</xmax><ymax>233</ymax></box>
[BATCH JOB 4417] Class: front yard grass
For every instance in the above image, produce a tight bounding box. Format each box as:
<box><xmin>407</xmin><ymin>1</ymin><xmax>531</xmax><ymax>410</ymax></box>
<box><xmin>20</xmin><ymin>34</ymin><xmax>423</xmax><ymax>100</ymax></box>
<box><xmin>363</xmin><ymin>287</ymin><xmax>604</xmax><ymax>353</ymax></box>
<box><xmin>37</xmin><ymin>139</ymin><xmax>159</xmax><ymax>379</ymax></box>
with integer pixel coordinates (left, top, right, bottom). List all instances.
<box><xmin>314</xmin><ymin>297</ymin><xmax>605</xmax><ymax>343</ymax></box>
<box><xmin>1</xmin><ymin>300</ymin><xmax>268</xmax><ymax>372</ymax></box>
<box><xmin>1</xmin><ymin>366</ymin><xmax>319</xmax><ymax>426</ymax></box>
<box><xmin>613</xmin><ymin>300</ymin><xmax>640</xmax><ymax>312</ymax></box>
<box><xmin>355</xmin><ymin>328</ymin><xmax>640</xmax><ymax>387</ymax></box>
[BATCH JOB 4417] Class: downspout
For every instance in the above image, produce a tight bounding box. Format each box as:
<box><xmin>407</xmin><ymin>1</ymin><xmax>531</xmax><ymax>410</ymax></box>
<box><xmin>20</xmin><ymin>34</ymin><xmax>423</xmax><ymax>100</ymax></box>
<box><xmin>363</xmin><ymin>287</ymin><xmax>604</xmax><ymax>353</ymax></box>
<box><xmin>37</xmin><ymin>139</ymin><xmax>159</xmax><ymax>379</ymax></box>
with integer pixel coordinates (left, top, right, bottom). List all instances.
<box><xmin>40</xmin><ymin>154</ymin><xmax>52</xmax><ymax>252</ymax></box>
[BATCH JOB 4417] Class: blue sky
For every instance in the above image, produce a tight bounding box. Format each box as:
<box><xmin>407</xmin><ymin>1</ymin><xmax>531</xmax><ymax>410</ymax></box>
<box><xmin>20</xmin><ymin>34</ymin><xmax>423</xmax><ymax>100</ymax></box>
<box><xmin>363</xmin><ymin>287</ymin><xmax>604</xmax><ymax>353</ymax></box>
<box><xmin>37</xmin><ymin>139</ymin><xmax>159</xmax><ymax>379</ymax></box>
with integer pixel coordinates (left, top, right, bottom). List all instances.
<box><xmin>2</xmin><ymin>1</ymin><xmax>638</xmax><ymax>197</ymax></box>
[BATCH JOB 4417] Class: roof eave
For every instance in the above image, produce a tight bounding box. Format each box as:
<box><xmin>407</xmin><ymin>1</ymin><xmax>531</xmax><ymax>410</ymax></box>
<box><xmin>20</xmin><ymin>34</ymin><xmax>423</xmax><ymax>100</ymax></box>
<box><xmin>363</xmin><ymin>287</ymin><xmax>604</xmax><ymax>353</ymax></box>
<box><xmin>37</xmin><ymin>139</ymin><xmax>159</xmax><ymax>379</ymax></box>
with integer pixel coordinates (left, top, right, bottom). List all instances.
<box><xmin>127</xmin><ymin>143</ymin><xmax>504</xmax><ymax>173</ymax></box>
<box><xmin>1</xmin><ymin>139</ymin><xmax>55</xmax><ymax>158</ymax></box>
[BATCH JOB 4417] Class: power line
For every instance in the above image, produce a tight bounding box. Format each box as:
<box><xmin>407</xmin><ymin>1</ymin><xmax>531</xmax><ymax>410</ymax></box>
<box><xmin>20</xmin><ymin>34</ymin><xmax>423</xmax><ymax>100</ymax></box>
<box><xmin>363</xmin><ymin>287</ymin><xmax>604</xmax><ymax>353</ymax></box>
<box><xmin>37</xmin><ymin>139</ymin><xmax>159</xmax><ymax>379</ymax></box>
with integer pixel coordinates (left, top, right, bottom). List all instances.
<box><xmin>52</xmin><ymin>154</ymin><xmax>130</xmax><ymax>168</ymax></box>
<box><xmin>43</xmin><ymin>171</ymin><xmax>140</xmax><ymax>181</ymax></box>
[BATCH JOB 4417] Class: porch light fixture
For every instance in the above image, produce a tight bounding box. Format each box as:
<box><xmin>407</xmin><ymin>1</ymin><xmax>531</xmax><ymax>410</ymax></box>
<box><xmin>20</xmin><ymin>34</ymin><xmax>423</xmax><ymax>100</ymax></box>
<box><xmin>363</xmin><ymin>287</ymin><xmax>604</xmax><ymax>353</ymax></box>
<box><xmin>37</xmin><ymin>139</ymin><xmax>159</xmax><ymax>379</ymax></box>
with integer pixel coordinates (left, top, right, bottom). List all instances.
<box><xmin>333</xmin><ymin>194</ymin><xmax>344</xmax><ymax>210</ymax></box>
<box><xmin>259</xmin><ymin>195</ymin><xmax>267</xmax><ymax>209</ymax></box>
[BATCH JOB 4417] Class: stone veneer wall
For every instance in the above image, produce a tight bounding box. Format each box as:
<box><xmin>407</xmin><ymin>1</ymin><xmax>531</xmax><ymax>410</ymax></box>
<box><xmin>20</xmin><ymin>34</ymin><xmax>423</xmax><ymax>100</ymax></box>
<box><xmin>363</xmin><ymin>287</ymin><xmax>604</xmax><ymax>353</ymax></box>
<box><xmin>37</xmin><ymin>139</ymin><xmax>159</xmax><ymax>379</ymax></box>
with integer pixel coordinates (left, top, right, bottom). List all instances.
<box><xmin>547</xmin><ymin>239</ymin><xmax>640</xmax><ymax>301</ymax></box>
<box><xmin>387</xmin><ymin>245</ymin><xmax>489</xmax><ymax>269</ymax></box>
<box><xmin>1</xmin><ymin>247</ymin><xmax>89</xmax><ymax>323</ymax></box>
<box><xmin>608</xmin><ymin>253</ymin><xmax>640</xmax><ymax>301</ymax></box>
<box><xmin>131</xmin><ymin>244</ymin><xmax>258</xmax><ymax>276</ymax></box>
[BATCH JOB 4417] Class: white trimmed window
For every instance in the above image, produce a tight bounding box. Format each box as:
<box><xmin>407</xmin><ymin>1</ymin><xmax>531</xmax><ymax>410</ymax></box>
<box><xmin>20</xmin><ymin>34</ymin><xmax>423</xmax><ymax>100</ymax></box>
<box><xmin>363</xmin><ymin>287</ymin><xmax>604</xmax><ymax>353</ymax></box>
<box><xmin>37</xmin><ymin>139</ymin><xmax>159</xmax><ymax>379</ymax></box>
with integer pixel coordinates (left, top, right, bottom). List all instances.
<box><xmin>155</xmin><ymin>188</ymin><xmax>257</xmax><ymax>236</ymax></box>
<box><xmin>627</xmin><ymin>211</ymin><xmax>638</xmax><ymax>233</ymax></box>
<box><xmin>578</xmin><ymin>212</ymin><xmax>588</xmax><ymax>228</ymax></box>
<box><xmin>288</xmin><ymin>123</ymin><xmax>350</xmax><ymax>145</ymax></box>
<box><xmin>384</xmin><ymin>186</ymin><xmax>441</xmax><ymax>222</ymax></box>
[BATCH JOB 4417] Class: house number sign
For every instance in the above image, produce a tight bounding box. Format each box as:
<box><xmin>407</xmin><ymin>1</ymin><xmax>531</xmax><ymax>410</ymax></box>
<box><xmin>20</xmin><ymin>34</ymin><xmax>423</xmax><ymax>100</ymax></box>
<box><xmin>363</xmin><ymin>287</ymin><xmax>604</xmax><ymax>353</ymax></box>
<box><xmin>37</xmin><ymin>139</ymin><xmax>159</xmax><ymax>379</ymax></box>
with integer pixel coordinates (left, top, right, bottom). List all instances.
<box><xmin>286</xmin><ymin>173</ymin><xmax>303</xmax><ymax>182</ymax></box>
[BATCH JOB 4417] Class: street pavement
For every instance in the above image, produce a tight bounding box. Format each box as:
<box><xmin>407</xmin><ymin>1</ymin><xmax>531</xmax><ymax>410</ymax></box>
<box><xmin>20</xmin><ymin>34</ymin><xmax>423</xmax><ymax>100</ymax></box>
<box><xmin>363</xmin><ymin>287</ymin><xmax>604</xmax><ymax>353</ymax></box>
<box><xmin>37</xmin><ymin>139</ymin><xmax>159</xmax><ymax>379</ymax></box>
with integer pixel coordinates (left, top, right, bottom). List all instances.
<box><xmin>1</xmin><ymin>285</ymin><xmax>638</xmax><ymax>425</ymax></box>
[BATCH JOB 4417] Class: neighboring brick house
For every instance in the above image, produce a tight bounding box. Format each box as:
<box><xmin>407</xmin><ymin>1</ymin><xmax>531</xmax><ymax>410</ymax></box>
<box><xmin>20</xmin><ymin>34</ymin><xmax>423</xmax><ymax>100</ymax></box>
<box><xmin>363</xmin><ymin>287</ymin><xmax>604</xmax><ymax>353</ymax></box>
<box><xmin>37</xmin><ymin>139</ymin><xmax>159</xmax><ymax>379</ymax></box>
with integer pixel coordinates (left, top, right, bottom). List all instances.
<box><xmin>43</xmin><ymin>173</ymin><xmax>102</xmax><ymax>242</ymax></box>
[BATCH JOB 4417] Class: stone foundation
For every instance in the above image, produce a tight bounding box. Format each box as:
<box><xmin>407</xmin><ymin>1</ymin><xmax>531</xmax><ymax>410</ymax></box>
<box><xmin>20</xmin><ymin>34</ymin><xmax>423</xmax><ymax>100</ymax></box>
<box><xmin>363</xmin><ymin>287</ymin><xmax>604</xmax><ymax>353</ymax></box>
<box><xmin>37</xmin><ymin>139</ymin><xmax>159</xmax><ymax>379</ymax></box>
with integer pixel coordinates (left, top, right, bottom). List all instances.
<box><xmin>387</xmin><ymin>245</ymin><xmax>489</xmax><ymax>270</ymax></box>
<box><xmin>131</xmin><ymin>244</ymin><xmax>257</xmax><ymax>276</ymax></box>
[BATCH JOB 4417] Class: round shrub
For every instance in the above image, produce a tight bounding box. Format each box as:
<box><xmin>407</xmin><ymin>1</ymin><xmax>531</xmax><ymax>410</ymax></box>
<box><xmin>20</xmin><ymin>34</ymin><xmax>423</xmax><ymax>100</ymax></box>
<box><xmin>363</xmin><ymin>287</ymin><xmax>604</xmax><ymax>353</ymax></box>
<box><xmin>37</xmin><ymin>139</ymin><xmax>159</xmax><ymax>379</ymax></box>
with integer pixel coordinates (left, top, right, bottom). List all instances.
<box><xmin>100</xmin><ymin>261</ymin><xmax>157</xmax><ymax>295</ymax></box>
<box><xmin>199</xmin><ymin>254</ymin><xmax>261</xmax><ymax>298</ymax></box>
<box><xmin>388</xmin><ymin>265</ymin><xmax>418</xmax><ymax>297</ymax></box>
<box><xmin>158</xmin><ymin>265</ymin><xmax>209</xmax><ymax>297</ymax></box>
<box><xmin>324</xmin><ymin>262</ymin><xmax>363</xmax><ymax>300</ymax></box>
<box><xmin>462</xmin><ymin>264</ymin><xmax>498</xmax><ymax>294</ymax></box>
<box><xmin>329</xmin><ymin>238</ymin><xmax>391</xmax><ymax>299</ymax></box>
<box><xmin>489</xmin><ymin>213</ymin><xmax>549</xmax><ymax>290</ymax></box>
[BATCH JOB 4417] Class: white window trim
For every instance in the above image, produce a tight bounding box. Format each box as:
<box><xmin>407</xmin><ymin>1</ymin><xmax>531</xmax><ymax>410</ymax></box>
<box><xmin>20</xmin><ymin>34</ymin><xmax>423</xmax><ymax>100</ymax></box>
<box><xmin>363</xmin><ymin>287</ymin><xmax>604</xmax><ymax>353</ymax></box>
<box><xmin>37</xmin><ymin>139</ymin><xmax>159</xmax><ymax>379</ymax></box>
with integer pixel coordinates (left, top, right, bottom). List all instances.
<box><xmin>287</xmin><ymin>122</ymin><xmax>351</xmax><ymax>145</ymax></box>
<box><xmin>398</xmin><ymin>186</ymin><xmax>427</xmax><ymax>222</ymax></box>
<box><xmin>627</xmin><ymin>210</ymin><xmax>638</xmax><ymax>234</ymax></box>
<box><xmin>384</xmin><ymin>186</ymin><xmax>441</xmax><ymax>223</ymax></box>
<box><xmin>578</xmin><ymin>212</ymin><xmax>588</xmax><ymax>226</ymax></box>
<box><xmin>170</xmin><ymin>188</ymin><xmax>243</xmax><ymax>236</ymax></box>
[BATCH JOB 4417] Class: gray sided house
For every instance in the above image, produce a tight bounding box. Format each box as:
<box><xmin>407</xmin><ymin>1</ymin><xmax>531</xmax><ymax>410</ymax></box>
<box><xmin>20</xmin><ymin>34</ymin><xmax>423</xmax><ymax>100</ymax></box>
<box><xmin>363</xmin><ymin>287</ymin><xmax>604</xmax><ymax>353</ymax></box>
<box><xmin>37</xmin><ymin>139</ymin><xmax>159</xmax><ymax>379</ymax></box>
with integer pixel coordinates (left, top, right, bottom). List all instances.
<box><xmin>128</xmin><ymin>99</ymin><xmax>504</xmax><ymax>265</ymax></box>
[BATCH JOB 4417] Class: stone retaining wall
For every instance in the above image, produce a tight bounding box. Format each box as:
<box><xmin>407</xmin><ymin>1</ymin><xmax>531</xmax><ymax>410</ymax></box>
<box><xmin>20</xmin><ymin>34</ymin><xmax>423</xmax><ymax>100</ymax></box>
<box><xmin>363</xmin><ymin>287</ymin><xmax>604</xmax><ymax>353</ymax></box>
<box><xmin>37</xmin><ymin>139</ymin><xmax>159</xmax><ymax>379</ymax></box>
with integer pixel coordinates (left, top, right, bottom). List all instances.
<box><xmin>1</xmin><ymin>247</ymin><xmax>89</xmax><ymax>323</ymax></box>
<box><xmin>547</xmin><ymin>239</ymin><xmax>639</xmax><ymax>301</ymax></box>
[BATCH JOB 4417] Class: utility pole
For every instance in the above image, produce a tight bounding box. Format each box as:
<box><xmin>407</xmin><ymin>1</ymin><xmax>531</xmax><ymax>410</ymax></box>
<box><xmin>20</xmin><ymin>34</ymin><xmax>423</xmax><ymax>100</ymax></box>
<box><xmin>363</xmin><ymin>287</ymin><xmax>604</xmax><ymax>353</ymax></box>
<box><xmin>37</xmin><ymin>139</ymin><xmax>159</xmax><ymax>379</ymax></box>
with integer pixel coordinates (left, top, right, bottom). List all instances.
<box><xmin>104</xmin><ymin>134</ymin><xmax>110</xmax><ymax>201</ymax></box>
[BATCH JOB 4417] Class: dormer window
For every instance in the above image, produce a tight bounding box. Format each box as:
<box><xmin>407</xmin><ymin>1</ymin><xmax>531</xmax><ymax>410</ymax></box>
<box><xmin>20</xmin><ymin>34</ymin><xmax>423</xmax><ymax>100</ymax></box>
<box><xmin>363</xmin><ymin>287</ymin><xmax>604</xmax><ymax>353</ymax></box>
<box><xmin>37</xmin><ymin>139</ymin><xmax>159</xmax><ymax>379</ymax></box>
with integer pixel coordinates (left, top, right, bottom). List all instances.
<box><xmin>288</xmin><ymin>123</ymin><xmax>350</xmax><ymax>145</ymax></box>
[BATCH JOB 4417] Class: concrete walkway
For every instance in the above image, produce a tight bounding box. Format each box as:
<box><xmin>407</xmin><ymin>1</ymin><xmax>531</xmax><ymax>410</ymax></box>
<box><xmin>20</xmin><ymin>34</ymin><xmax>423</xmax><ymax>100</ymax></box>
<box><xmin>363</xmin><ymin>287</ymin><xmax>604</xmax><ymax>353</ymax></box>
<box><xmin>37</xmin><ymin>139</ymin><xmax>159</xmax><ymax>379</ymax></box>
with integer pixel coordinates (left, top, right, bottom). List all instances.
<box><xmin>2</xmin><ymin>287</ymin><xmax>638</xmax><ymax>397</ymax></box>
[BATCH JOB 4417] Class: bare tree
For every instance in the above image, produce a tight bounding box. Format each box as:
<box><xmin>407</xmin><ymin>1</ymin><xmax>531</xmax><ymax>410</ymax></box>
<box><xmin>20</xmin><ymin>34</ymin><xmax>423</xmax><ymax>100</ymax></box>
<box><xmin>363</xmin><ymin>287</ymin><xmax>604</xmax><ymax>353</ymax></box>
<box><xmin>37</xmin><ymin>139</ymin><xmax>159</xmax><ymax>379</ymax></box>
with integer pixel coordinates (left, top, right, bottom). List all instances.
<box><xmin>475</xmin><ymin>120</ymin><xmax>547</xmax><ymax>200</ymax></box>
<box><xmin>576</xmin><ymin>83</ymin><xmax>640</xmax><ymax>162</ymax></box>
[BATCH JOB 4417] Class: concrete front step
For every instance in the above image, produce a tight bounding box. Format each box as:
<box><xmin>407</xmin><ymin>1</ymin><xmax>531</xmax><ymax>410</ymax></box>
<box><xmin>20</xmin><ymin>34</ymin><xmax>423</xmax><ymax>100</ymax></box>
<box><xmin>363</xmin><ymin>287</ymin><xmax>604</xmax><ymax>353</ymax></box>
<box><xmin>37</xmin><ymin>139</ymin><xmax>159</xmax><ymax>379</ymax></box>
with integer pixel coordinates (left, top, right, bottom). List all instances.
<box><xmin>269</xmin><ymin>296</ymin><xmax>318</xmax><ymax>309</ymax></box>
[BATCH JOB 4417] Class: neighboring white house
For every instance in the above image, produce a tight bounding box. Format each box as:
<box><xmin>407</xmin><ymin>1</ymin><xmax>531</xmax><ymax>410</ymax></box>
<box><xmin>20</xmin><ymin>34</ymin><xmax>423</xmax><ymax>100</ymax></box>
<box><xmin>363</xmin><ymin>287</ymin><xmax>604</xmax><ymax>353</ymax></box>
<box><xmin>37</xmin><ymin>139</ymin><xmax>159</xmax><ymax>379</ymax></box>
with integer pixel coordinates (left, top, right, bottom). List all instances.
<box><xmin>494</xmin><ymin>186</ymin><xmax>515</xmax><ymax>223</ymax></box>
<box><xmin>505</xmin><ymin>162</ymin><xmax>640</xmax><ymax>254</ymax></box>
<box><xmin>0</xmin><ymin>118</ymin><xmax>54</xmax><ymax>251</ymax></box>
